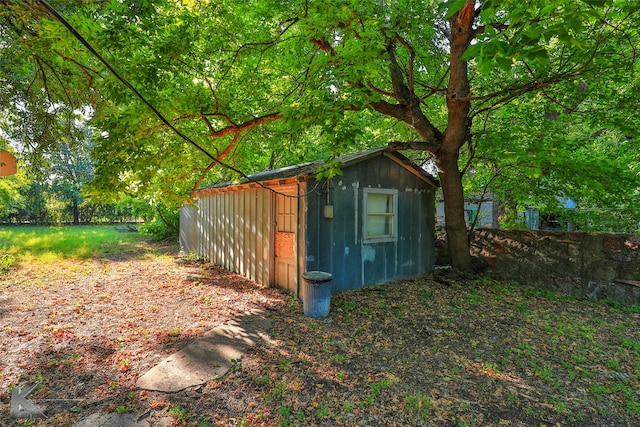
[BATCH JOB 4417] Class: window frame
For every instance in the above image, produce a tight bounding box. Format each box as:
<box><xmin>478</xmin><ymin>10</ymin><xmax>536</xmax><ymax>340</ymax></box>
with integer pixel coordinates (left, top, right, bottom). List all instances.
<box><xmin>363</xmin><ymin>188</ymin><xmax>398</xmax><ymax>243</ymax></box>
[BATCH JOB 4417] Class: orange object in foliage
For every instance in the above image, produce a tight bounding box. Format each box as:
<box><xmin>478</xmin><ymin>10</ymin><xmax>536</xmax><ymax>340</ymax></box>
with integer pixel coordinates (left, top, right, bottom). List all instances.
<box><xmin>0</xmin><ymin>150</ymin><xmax>17</xmax><ymax>176</ymax></box>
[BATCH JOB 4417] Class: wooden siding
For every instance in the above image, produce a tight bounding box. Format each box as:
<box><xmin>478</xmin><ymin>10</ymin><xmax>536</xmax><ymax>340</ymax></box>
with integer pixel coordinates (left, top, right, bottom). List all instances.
<box><xmin>190</xmin><ymin>187</ymin><xmax>272</xmax><ymax>285</ymax></box>
<box><xmin>304</xmin><ymin>154</ymin><xmax>435</xmax><ymax>293</ymax></box>
<box><xmin>180</xmin><ymin>148</ymin><xmax>435</xmax><ymax>296</ymax></box>
<box><xmin>181</xmin><ymin>179</ymin><xmax>306</xmax><ymax>293</ymax></box>
<box><xmin>179</xmin><ymin>205</ymin><xmax>198</xmax><ymax>254</ymax></box>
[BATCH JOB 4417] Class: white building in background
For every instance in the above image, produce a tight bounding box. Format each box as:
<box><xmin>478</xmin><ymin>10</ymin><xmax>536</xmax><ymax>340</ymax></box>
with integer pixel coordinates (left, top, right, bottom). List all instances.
<box><xmin>436</xmin><ymin>192</ymin><xmax>581</xmax><ymax>231</ymax></box>
<box><xmin>436</xmin><ymin>191</ymin><xmax>499</xmax><ymax>228</ymax></box>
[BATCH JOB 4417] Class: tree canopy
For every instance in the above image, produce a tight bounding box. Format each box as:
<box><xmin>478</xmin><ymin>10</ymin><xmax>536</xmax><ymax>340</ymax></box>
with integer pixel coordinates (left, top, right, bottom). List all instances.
<box><xmin>1</xmin><ymin>0</ymin><xmax>639</xmax><ymax>268</ymax></box>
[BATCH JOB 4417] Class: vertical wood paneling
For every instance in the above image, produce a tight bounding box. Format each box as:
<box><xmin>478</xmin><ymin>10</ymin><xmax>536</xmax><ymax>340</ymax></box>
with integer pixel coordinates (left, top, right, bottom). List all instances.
<box><xmin>256</xmin><ymin>190</ymin><xmax>263</xmax><ymax>283</ymax></box>
<box><xmin>262</xmin><ymin>188</ymin><xmax>272</xmax><ymax>285</ymax></box>
<box><xmin>194</xmin><ymin>199</ymin><xmax>201</xmax><ymax>258</ymax></box>
<box><xmin>228</xmin><ymin>192</ymin><xmax>234</xmax><ymax>271</ymax></box>
<box><xmin>201</xmin><ymin>197</ymin><xmax>207</xmax><ymax>260</ymax></box>
<box><xmin>237</xmin><ymin>191</ymin><xmax>244</xmax><ymax>275</ymax></box>
<box><xmin>215</xmin><ymin>193</ymin><xmax>221</xmax><ymax>267</ymax></box>
<box><xmin>211</xmin><ymin>194</ymin><xmax>217</xmax><ymax>265</ymax></box>
<box><xmin>213</xmin><ymin>193</ymin><xmax>219</xmax><ymax>265</ymax></box>
<box><xmin>202</xmin><ymin>196</ymin><xmax>207</xmax><ymax>261</ymax></box>
<box><xmin>198</xmin><ymin>199</ymin><xmax>207</xmax><ymax>259</ymax></box>
<box><xmin>196</xmin><ymin>199</ymin><xmax>200</xmax><ymax>256</ymax></box>
<box><xmin>218</xmin><ymin>193</ymin><xmax>225</xmax><ymax>268</ymax></box>
<box><xmin>233</xmin><ymin>191</ymin><xmax>239</xmax><ymax>272</ymax></box>
<box><xmin>248</xmin><ymin>189</ymin><xmax>256</xmax><ymax>281</ymax></box>
<box><xmin>219</xmin><ymin>193</ymin><xmax>224</xmax><ymax>266</ymax></box>
<box><xmin>189</xmin><ymin>186</ymin><xmax>274</xmax><ymax>287</ymax></box>
<box><xmin>179</xmin><ymin>206</ymin><xmax>198</xmax><ymax>254</ymax></box>
<box><xmin>297</xmin><ymin>182</ymin><xmax>307</xmax><ymax>297</ymax></box>
<box><xmin>202</xmin><ymin>197</ymin><xmax>208</xmax><ymax>261</ymax></box>
<box><xmin>244</xmin><ymin>190</ymin><xmax>250</xmax><ymax>276</ymax></box>
<box><xmin>208</xmin><ymin>196</ymin><xmax>214</xmax><ymax>262</ymax></box>
<box><xmin>243</xmin><ymin>190</ymin><xmax>250</xmax><ymax>280</ymax></box>
<box><xmin>229</xmin><ymin>190</ymin><xmax>235</xmax><ymax>271</ymax></box>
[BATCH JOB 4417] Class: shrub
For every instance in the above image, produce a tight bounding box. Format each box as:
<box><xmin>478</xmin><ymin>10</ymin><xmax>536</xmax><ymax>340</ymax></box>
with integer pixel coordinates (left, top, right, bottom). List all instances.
<box><xmin>0</xmin><ymin>253</ymin><xmax>16</xmax><ymax>274</ymax></box>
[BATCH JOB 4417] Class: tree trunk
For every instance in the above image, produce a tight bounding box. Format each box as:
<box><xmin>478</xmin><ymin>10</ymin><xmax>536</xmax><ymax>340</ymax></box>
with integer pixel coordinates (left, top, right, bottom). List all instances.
<box><xmin>439</xmin><ymin>0</ymin><xmax>475</xmax><ymax>271</ymax></box>
<box><xmin>73</xmin><ymin>196</ymin><xmax>79</xmax><ymax>225</ymax></box>
<box><xmin>375</xmin><ymin>0</ymin><xmax>476</xmax><ymax>271</ymax></box>
<box><xmin>437</xmin><ymin>147</ymin><xmax>472</xmax><ymax>271</ymax></box>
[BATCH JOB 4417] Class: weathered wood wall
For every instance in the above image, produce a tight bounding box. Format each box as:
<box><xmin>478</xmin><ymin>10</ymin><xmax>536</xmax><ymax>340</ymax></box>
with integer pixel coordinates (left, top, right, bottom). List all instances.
<box><xmin>185</xmin><ymin>187</ymin><xmax>273</xmax><ymax>285</ymax></box>
<box><xmin>179</xmin><ymin>205</ymin><xmax>198</xmax><ymax>254</ymax></box>
<box><xmin>180</xmin><ymin>149</ymin><xmax>438</xmax><ymax>297</ymax></box>
<box><xmin>305</xmin><ymin>154</ymin><xmax>436</xmax><ymax>293</ymax></box>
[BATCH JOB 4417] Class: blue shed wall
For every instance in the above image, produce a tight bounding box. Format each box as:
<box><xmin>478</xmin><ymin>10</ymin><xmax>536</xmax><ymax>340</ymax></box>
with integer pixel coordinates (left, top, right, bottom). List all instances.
<box><xmin>304</xmin><ymin>155</ymin><xmax>435</xmax><ymax>294</ymax></box>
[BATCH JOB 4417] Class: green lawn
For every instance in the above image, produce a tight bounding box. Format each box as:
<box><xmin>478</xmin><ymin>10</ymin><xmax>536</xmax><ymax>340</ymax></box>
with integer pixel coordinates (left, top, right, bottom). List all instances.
<box><xmin>0</xmin><ymin>224</ymin><xmax>148</xmax><ymax>263</ymax></box>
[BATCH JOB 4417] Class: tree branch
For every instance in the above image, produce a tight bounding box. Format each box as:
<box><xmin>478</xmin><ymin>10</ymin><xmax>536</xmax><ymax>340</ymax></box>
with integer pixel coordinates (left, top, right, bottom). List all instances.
<box><xmin>394</xmin><ymin>34</ymin><xmax>416</xmax><ymax>99</ymax></box>
<box><xmin>190</xmin><ymin>131</ymin><xmax>242</xmax><ymax>195</ymax></box>
<box><xmin>386</xmin><ymin>38</ymin><xmax>413</xmax><ymax>106</ymax></box>
<box><xmin>388</xmin><ymin>140</ymin><xmax>441</xmax><ymax>152</ymax></box>
<box><xmin>310</xmin><ymin>38</ymin><xmax>336</xmax><ymax>55</ymax></box>
<box><xmin>54</xmin><ymin>50</ymin><xmax>99</xmax><ymax>84</ymax></box>
<box><xmin>199</xmin><ymin>112</ymin><xmax>284</xmax><ymax>139</ymax></box>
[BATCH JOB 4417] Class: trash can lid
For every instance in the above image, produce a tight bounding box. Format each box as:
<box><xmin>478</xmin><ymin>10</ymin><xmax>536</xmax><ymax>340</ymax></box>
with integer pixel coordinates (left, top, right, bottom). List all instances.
<box><xmin>302</xmin><ymin>271</ymin><xmax>332</xmax><ymax>283</ymax></box>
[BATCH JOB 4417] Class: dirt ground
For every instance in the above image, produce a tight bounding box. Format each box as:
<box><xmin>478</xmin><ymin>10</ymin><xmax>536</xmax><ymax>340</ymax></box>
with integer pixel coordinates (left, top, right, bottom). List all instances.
<box><xmin>1</xmin><ymin>239</ymin><xmax>639</xmax><ymax>426</ymax></box>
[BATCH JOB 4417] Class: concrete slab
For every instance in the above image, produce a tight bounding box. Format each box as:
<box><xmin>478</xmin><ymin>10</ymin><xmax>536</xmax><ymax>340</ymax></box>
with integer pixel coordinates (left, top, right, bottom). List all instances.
<box><xmin>73</xmin><ymin>412</ymin><xmax>149</xmax><ymax>427</ymax></box>
<box><xmin>136</xmin><ymin>309</ymin><xmax>272</xmax><ymax>392</ymax></box>
<box><xmin>72</xmin><ymin>412</ymin><xmax>174</xmax><ymax>427</ymax></box>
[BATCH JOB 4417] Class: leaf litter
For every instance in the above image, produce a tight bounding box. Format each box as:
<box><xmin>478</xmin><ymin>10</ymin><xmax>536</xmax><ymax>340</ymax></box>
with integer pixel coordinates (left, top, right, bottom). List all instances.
<box><xmin>0</xmin><ymin>240</ymin><xmax>638</xmax><ymax>426</ymax></box>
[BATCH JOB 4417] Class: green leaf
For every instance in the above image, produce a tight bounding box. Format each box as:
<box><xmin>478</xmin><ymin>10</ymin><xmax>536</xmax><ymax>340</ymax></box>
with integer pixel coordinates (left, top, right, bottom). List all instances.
<box><xmin>579</xmin><ymin>0</ymin><xmax>609</xmax><ymax>7</ymax></box>
<box><xmin>461</xmin><ymin>42</ymin><xmax>482</xmax><ymax>62</ymax></box>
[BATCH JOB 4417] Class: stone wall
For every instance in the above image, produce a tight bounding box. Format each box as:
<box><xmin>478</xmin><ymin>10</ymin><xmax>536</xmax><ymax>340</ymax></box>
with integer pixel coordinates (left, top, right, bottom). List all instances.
<box><xmin>469</xmin><ymin>229</ymin><xmax>640</xmax><ymax>305</ymax></box>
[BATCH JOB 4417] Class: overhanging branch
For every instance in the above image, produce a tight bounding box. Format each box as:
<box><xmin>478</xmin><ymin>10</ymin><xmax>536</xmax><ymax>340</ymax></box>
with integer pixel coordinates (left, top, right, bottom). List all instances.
<box><xmin>200</xmin><ymin>112</ymin><xmax>284</xmax><ymax>138</ymax></box>
<box><xmin>388</xmin><ymin>140</ymin><xmax>441</xmax><ymax>152</ymax></box>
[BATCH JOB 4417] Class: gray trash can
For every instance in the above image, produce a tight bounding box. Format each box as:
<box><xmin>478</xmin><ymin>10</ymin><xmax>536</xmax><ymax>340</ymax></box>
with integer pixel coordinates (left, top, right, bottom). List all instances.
<box><xmin>302</xmin><ymin>271</ymin><xmax>332</xmax><ymax>318</ymax></box>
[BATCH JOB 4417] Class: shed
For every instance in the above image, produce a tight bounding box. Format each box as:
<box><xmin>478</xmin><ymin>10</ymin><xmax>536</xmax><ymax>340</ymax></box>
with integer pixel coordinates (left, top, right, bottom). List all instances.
<box><xmin>180</xmin><ymin>147</ymin><xmax>438</xmax><ymax>296</ymax></box>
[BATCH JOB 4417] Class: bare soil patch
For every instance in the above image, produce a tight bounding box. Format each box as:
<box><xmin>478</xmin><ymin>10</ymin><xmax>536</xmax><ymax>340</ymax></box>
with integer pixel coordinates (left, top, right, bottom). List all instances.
<box><xmin>1</xmin><ymin>240</ymin><xmax>638</xmax><ymax>426</ymax></box>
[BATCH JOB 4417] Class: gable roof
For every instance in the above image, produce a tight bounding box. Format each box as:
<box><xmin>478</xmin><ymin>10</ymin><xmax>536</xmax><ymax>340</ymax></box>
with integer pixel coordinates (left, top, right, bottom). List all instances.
<box><xmin>197</xmin><ymin>146</ymin><xmax>439</xmax><ymax>193</ymax></box>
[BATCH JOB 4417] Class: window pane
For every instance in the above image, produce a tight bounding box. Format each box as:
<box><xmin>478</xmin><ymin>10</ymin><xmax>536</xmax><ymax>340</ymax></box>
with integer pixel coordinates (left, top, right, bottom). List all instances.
<box><xmin>367</xmin><ymin>214</ymin><xmax>392</xmax><ymax>236</ymax></box>
<box><xmin>367</xmin><ymin>193</ymin><xmax>392</xmax><ymax>214</ymax></box>
<box><xmin>366</xmin><ymin>192</ymin><xmax>394</xmax><ymax>238</ymax></box>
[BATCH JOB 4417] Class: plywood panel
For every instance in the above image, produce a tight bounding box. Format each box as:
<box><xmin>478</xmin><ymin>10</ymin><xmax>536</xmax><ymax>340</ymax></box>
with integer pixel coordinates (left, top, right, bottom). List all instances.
<box><xmin>275</xmin><ymin>232</ymin><xmax>295</xmax><ymax>259</ymax></box>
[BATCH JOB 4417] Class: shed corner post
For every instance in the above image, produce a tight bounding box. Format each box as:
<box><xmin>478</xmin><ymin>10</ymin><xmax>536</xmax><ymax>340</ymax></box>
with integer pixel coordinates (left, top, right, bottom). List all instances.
<box><xmin>297</xmin><ymin>179</ymin><xmax>308</xmax><ymax>298</ymax></box>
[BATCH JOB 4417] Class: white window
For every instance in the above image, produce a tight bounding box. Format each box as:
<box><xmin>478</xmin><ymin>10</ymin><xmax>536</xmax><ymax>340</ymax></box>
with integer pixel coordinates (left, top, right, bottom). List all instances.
<box><xmin>363</xmin><ymin>188</ymin><xmax>397</xmax><ymax>243</ymax></box>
